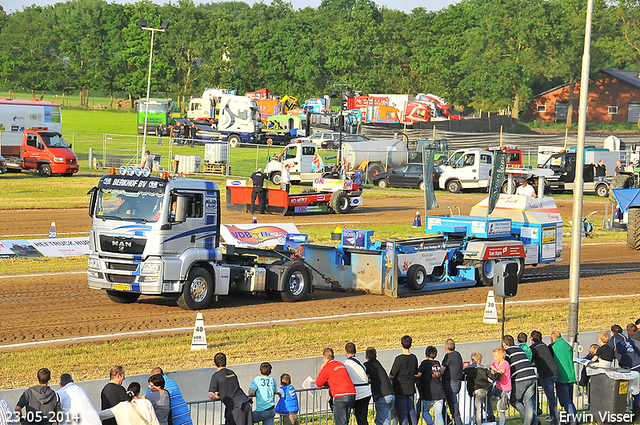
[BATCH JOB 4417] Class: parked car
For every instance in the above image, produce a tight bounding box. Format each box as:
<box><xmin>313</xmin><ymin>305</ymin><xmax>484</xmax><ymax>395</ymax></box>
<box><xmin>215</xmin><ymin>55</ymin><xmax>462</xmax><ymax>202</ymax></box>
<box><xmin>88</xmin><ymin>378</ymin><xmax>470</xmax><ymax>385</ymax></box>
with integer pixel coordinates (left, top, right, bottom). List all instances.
<box><xmin>373</xmin><ymin>163</ymin><xmax>442</xmax><ymax>190</ymax></box>
<box><xmin>0</xmin><ymin>155</ymin><xmax>7</xmax><ymax>174</ymax></box>
<box><xmin>321</xmin><ymin>134</ymin><xmax>372</xmax><ymax>149</ymax></box>
<box><xmin>302</xmin><ymin>132</ymin><xmax>341</xmax><ymax>148</ymax></box>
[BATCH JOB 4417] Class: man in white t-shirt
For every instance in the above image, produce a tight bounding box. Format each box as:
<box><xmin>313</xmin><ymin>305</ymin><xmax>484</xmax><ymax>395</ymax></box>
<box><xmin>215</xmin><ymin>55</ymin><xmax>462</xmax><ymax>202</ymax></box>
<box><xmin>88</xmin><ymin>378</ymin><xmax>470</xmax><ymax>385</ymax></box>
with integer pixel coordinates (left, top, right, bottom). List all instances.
<box><xmin>515</xmin><ymin>179</ymin><xmax>536</xmax><ymax>198</ymax></box>
<box><xmin>344</xmin><ymin>342</ymin><xmax>372</xmax><ymax>425</ymax></box>
<box><xmin>281</xmin><ymin>164</ymin><xmax>291</xmax><ymax>194</ymax></box>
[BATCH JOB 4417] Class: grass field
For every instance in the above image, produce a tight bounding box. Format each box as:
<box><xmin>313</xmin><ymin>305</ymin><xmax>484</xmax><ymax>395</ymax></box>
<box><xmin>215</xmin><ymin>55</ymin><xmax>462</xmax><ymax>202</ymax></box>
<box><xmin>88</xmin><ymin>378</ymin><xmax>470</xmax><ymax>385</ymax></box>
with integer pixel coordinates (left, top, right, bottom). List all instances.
<box><xmin>0</xmin><ymin>297</ymin><xmax>637</xmax><ymax>389</ymax></box>
<box><xmin>0</xmin><ymin>175</ymin><xmax>99</xmax><ymax>209</ymax></box>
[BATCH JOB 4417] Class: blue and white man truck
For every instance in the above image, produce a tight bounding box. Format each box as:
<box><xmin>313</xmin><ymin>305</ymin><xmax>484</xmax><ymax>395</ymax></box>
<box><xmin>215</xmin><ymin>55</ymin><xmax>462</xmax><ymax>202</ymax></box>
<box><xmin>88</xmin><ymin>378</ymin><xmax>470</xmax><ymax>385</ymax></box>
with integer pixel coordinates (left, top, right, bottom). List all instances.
<box><xmin>87</xmin><ymin>169</ymin><xmax>312</xmax><ymax>310</ymax></box>
<box><xmin>187</xmin><ymin>88</ymin><xmax>262</xmax><ymax>147</ymax></box>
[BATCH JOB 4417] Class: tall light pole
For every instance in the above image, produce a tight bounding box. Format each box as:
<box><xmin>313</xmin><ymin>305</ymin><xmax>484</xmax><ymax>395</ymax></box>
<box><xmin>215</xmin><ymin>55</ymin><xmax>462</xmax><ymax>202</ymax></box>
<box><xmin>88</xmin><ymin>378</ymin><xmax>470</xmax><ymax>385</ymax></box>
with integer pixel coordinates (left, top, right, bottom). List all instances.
<box><xmin>139</xmin><ymin>19</ymin><xmax>170</xmax><ymax>155</ymax></box>
<box><xmin>568</xmin><ymin>0</ymin><xmax>594</xmax><ymax>347</ymax></box>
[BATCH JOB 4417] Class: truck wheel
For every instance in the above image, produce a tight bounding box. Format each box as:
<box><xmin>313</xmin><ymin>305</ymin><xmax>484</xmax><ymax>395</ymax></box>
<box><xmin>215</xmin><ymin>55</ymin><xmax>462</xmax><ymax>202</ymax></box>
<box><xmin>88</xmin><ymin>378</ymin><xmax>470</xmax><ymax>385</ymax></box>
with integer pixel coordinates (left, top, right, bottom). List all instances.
<box><xmin>377</xmin><ymin>179</ymin><xmax>388</xmax><ymax>188</ymax></box>
<box><xmin>446</xmin><ymin>179</ymin><xmax>461</xmax><ymax>193</ymax></box>
<box><xmin>365</xmin><ymin>164</ymin><xmax>384</xmax><ymax>184</ymax></box>
<box><xmin>596</xmin><ymin>183</ymin><xmax>609</xmax><ymax>197</ymax></box>
<box><xmin>228</xmin><ymin>135</ymin><xmax>241</xmax><ymax>148</ymax></box>
<box><xmin>106</xmin><ymin>290</ymin><xmax>141</xmax><ymax>304</ymax></box>
<box><xmin>280</xmin><ymin>262</ymin><xmax>310</xmax><ymax>302</ymax></box>
<box><xmin>406</xmin><ymin>265</ymin><xmax>427</xmax><ymax>291</ymax></box>
<box><xmin>516</xmin><ymin>258</ymin><xmax>525</xmax><ymax>282</ymax></box>
<box><xmin>38</xmin><ymin>163</ymin><xmax>52</xmax><ymax>177</ymax></box>
<box><xmin>419</xmin><ymin>181</ymin><xmax>425</xmax><ymax>191</ymax></box>
<box><xmin>330</xmin><ymin>190</ymin><xmax>350</xmax><ymax>214</ymax></box>
<box><xmin>477</xmin><ymin>259</ymin><xmax>496</xmax><ymax>286</ymax></box>
<box><xmin>501</xmin><ymin>180</ymin><xmax>515</xmax><ymax>194</ymax></box>
<box><xmin>177</xmin><ymin>267</ymin><xmax>213</xmax><ymax>310</ymax></box>
<box><xmin>627</xmin><ymin>208</ymin><xmax>640</xmax><ymax>250</ymax></box>
<box><xmin>271</xmin><ymin>171</ymin><xmax>282</xmax><ymax>185</ymax></box>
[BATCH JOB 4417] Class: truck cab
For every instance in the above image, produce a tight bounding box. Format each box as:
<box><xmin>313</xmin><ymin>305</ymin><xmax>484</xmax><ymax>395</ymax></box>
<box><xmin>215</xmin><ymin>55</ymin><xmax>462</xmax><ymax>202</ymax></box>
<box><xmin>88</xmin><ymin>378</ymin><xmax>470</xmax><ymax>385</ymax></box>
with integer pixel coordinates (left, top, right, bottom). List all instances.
<box><xmin>439</xmin><ymin>148</ymin><xmax>493</xmax><ymax>193</ymax></box>
<box><xmin>265</xmin><ymin>141</ymin><xmax>326</xmax><ymax>185</ymax></box>
<box><xmin>187</xmin><ymin>94</ymin><xmax>262</xmax><ymax>147</ymax></box>
<box><xmin>6</xmin><ymin>127</ymin><xmax>78</xmax><ymax>176</ymax></box>
<box><xmin>88</xmin><ymin>169</ymin><xmax>312</xmax><ymax>310</ymax></box>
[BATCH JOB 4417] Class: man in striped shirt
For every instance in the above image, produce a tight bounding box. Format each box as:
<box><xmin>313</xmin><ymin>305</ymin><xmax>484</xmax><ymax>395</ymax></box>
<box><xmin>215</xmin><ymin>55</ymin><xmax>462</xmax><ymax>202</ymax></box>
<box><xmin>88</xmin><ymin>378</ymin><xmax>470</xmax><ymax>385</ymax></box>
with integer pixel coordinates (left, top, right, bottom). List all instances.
<box><xmin>502</xmin><ymin>335</ymin><xmax>539</xmax><ymax>425</ymax></box>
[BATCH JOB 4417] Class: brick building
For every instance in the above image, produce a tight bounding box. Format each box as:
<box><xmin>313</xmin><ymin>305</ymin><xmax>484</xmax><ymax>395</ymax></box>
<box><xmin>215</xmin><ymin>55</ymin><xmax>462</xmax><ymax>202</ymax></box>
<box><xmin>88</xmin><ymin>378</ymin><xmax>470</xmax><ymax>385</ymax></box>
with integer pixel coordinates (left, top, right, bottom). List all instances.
<box><xmin>524</xmin><ymin>69</ymin><xmax>640</xmax><ymax>123</ymax></box>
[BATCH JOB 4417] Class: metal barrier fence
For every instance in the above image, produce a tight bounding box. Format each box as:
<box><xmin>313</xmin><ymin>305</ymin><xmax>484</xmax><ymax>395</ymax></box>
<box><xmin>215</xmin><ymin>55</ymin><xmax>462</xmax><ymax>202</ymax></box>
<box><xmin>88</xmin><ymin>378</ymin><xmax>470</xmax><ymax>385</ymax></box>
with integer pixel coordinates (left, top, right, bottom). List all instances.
<box><xmin>62</xmin><ymin>130</ymin><xmax>632</xmax><ymax>185</ymax></box>
<box><xmin>79</xmin><ymin>139</ymin><xmax>541</xmax><ymax>185</ymax></box>
<box><xmin>187</xmin><ymin>387</ymin><xmax>333</xmax><ymax>425</ymax></box>
<box><xmin>186</xmin><ymin>381</ymin><xmax>597</xmax><ymax>425</ymax></box>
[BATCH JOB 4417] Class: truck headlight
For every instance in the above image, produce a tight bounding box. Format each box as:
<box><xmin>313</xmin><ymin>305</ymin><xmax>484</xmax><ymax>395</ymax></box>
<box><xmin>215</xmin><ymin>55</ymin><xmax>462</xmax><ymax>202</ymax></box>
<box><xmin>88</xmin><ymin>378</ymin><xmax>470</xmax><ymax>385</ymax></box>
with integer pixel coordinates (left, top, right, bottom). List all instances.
<box><xmin>88</xmin><ymin>258</ymin><xmax>99</xmax><ymax>269</ymax></box>
<box><xmin>54</xmin><ymin>157</ymin><xmax>64</xmax><ymax>163</ymax></box>
<box><xmin>142</xmin><ymin>263</ymin><xmax>161</xmax><ymax>274</ymax></box>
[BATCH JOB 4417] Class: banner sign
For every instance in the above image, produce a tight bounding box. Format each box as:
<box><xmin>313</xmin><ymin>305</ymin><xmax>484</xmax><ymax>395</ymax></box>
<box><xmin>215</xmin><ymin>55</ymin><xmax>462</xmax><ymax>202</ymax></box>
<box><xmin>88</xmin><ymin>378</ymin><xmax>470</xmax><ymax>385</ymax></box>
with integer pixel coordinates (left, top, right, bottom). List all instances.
<box><xmin>422</xmin><ymin>148</ymin><xmax>439</xmax><ymax>211</ymax></box>
<box><xmin>220</xmin><ymin>223</ymin><xmax>300</xmax><ymax>247</ymax></box>
<box><xmin>27</xmin><ymin>237</ymin><xmax>90</xmax><ymax>257</ymax></box>
<box><xmin>487</xmin><ymin>151</ymin><xmax>506</xmax><ymax>215</ymax></box>
<box><xmin>0</xmin><ymin>237</ymin><xmax>90</xmax><ymax>259</ymax></box>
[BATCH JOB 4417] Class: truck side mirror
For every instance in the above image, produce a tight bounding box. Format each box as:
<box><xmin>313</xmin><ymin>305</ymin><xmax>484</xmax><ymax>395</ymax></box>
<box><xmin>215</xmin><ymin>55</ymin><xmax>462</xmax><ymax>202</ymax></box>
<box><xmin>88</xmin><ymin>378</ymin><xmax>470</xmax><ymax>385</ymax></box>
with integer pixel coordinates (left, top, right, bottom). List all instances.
<box><xmin>87</xmin><ymin>187</ymin><xmax>98</xmax><ymax>218</ymax></box>
<box><xmin>174</xmin><ymin>196</ymin><xmax>188</xmax><ymax>223</ymax></box>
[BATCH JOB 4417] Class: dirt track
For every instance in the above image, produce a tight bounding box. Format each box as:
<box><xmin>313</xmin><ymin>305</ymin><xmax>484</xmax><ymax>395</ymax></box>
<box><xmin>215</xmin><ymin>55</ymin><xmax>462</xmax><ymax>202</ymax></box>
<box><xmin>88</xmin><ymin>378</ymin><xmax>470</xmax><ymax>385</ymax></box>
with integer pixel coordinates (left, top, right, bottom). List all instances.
<box><xmin>0</xmin><ymin>192</ymin><xmax>637</xmax><ymax>347</ymax></box>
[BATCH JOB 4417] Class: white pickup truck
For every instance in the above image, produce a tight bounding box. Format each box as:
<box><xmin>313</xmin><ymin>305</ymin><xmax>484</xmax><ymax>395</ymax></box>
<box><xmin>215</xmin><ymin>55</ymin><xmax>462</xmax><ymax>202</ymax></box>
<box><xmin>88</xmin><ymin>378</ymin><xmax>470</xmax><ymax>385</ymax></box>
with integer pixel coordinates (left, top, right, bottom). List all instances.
<box><xmin>265</xmin><ymin>141</ymin><xmax>330</xmax><ymax>185</ymax></box>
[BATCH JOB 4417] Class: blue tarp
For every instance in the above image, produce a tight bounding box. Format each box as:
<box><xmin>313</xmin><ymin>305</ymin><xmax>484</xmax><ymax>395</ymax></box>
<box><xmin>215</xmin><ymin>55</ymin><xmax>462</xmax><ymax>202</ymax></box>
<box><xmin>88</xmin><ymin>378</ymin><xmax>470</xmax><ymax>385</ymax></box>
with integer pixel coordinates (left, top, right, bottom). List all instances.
<box><xmin>611</xmin><ymin>188</ymin><xmax>640</xmax><ymax>212</ymax></box>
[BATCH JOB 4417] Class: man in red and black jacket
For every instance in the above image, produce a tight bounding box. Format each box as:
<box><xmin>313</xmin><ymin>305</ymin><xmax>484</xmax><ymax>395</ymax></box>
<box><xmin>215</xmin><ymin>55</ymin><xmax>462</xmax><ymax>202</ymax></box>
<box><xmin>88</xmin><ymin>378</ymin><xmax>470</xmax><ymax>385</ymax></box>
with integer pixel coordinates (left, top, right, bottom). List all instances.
<box><xmin>315</xmin><ymin>348</ymin><xmax>355</xmax><ymax>425</ymax></box>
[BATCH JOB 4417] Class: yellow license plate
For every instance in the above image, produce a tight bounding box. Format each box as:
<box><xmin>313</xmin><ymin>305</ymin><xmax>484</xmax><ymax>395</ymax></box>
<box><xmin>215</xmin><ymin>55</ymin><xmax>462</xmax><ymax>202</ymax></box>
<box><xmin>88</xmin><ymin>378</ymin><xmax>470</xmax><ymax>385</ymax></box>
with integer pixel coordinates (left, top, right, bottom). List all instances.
<box><xmin>111</xmin><ymin>284</ymin><xmax>131</xmax><ymax>291</ymax></box>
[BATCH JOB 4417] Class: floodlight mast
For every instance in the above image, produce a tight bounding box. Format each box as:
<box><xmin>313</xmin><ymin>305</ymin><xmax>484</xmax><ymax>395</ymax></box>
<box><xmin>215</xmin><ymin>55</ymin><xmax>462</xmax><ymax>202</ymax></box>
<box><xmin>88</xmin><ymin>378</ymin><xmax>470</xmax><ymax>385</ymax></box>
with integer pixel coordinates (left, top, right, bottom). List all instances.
<box><xmin>139</xmin><ymin>19</ymin><xmax>170</xmax><ymax>155</ymax></box>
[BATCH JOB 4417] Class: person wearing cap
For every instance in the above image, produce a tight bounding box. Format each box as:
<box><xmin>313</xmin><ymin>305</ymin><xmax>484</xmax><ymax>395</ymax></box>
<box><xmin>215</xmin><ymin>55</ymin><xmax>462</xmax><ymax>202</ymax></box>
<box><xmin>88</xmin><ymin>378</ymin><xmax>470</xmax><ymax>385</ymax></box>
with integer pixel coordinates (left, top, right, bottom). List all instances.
<box><xmin>249</xmin><ymin>168</ymin><xmax>267</xmax><ymax>214</ymax></box>
<box><xmin>282</xmin><ymin>164</ymin><xmax>291</xmax><ymax>194</ymax></box>
<box><xmin>515</xmin><ymin>178</ymin><xmax>536</xmax><ymax>198</ymax></box>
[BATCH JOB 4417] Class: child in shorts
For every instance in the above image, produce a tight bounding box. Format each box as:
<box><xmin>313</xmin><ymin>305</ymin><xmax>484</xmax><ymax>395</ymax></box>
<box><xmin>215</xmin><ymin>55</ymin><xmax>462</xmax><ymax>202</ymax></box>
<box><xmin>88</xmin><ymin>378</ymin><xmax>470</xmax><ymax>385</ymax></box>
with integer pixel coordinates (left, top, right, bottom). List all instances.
<box><xmin>275</xmin><ymin>374</ymin><xmax>299</xmax><ymax>425</ymax></box>
<box><xmin>490</xmin><ymin>348</ymin><xmax>511</xmax><ymax>425</ymax></box>
<box><xmin>249</xmin><ymin>362</ymin><xmax>277</xmax><ymax>425</ymax></box>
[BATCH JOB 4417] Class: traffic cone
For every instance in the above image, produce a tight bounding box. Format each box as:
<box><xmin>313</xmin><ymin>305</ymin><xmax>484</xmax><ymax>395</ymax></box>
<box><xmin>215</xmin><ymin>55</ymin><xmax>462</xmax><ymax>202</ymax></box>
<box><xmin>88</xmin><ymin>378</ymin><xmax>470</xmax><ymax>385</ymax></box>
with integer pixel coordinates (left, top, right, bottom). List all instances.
<box><xmin>48</xmin><ymin>222</ymin><xmax>57</xmax><ymax>239</ymax></box>
<box><xmin>413</xmin><ymin>211</ymin><xmax>421</xmax><ymax>228</ymax></box>
<box><xmin>252</xmin><ymin>216</ymin><xmax>257</xmax><ymax>224</ymax></box>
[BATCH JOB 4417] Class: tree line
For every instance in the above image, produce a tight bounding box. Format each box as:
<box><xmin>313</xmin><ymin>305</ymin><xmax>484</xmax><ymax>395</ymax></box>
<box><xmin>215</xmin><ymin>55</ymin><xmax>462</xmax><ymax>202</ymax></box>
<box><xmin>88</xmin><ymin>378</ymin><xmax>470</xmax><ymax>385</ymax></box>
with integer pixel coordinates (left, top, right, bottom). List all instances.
<box><xmin>0</xmin><ymin>0</ymin><xmax>639</xmax><ymax>118</ymax></box>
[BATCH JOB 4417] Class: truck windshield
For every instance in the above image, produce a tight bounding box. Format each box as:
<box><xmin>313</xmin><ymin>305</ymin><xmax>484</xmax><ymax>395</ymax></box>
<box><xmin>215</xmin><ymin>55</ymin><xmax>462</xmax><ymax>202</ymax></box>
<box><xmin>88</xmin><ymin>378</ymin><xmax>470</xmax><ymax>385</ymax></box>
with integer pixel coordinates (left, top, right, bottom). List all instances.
<box><xmin>41</xmin><ymin>133</ymin><xmax>69</xmax><ymax>148</ymax></box>
<box><xmin>251</xmin><ymin>107</ymin><xmax>261</xmax><ymax>122</ymax></box>
<box><xmin>139</xmin><ymin>103</ymin><xmax>168</xmax><ymax>114</ymax></box>
<box><xmin>95</xmin><ymin>190</ymin><xmax>164</xmax><ymax>222</ymax></box>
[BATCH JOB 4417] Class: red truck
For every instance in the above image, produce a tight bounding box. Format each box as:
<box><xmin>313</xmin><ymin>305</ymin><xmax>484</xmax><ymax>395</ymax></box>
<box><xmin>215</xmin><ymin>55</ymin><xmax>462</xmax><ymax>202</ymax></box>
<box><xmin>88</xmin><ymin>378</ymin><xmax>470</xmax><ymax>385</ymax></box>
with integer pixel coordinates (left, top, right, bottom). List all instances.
<box><xmin>4</xmin><ymin>127</ymin><xmax>79</xmax><ymax>176</ymax></box>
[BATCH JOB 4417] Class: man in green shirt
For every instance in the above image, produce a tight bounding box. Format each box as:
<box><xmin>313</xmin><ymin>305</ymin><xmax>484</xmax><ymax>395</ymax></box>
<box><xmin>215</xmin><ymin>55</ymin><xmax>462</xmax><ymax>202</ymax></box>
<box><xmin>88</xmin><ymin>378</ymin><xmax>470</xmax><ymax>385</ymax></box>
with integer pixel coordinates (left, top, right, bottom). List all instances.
<box><xmin>550</xmin><ymin>331</ymin><xmax>576</xmax><ymax>425</ymax></box>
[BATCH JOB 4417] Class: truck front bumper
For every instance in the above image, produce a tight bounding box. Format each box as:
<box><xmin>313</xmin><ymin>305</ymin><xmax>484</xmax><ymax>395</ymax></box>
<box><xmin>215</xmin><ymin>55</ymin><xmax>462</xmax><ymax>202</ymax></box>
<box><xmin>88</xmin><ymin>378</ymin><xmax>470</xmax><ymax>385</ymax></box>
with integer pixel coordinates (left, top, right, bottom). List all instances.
<box><xmin>87</xmin><ymin>254</ymin><xmax>181</xmax><ymax>294</ymax></box>
<box><xmin>51</xmin><ymin>164</ymin><xmax>79</xmax><ymax>174</ymax></box>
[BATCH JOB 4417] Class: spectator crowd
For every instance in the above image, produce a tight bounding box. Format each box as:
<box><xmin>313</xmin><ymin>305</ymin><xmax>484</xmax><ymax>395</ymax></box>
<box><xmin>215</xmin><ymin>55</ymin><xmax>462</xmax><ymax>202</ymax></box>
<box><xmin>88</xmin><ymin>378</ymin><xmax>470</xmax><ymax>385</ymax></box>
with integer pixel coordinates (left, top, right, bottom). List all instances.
<box><xmin>2</xmin><ymin>322</ymin><xmax>640</xmax><ymax>425</ymax></box>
